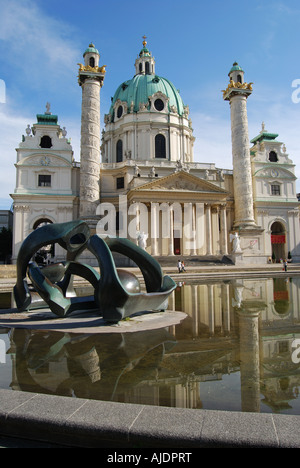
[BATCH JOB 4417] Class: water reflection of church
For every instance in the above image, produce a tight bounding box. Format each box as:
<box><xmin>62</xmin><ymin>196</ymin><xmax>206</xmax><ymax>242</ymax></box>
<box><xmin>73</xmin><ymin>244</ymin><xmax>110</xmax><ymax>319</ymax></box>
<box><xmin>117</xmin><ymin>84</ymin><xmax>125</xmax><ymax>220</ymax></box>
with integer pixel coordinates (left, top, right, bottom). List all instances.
<box><xmin>7</xmin><ymin>277</ymin><xmax>300</xmax><ymax>413</ymax></box>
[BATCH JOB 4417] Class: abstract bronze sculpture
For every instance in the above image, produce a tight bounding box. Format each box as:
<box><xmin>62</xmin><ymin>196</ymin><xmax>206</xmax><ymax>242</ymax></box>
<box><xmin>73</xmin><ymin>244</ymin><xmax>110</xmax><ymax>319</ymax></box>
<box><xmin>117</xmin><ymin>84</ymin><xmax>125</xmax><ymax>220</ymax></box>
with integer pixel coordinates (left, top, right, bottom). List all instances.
<box><xmin>13</xmin><ymin>220</ymin><xmax>176</xmax><ymax>323</ymax></box>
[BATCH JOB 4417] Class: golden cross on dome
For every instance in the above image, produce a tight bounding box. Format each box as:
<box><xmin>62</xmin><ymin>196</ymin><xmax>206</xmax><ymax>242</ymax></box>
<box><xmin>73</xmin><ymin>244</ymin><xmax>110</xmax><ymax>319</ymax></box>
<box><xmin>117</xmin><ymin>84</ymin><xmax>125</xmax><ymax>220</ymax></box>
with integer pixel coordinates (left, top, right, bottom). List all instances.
<box><xmin>142</xmin><ymin>35</ymin><xmax>147</xmax><ymax>47</ymax></box>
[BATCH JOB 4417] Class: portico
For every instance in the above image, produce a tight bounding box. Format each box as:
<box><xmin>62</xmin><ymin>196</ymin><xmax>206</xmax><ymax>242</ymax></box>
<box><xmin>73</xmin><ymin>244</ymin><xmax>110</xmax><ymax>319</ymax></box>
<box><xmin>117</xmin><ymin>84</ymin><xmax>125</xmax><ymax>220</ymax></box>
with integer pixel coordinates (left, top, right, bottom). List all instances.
<box><xmin>125</xmin><ymin>171</ymin><xmax>230</xmax><ymax>258</ymax></box>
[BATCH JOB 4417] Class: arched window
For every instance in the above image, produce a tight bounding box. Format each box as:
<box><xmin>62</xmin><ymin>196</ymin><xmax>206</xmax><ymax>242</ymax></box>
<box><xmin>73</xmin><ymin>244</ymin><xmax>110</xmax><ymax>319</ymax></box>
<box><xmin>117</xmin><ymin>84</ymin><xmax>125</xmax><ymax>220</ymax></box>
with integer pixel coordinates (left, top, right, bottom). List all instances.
<box><xmin>237</xmin><ymin>74</ymin><xmax>242</xmax><ymax>83</ymax></box>
<box><xmin>155</xmin><ymin>134</ymin><xmax>166</xmax><ymax>158</ymax></box>
<box><xmin>40</xmin><ymin>135</ymin><xmax>52</xmax><ymax>148</ymax></box>
<box><xmin>139</xmin><ymin>63</ymin><xmax>142</xmax><ymax>74</ymax></box>
<box><xmin>145</xmin><ymin>62</ymin><xmax>150</xmax><ymax>74</ymax></box>
<box><xmin>271</xmin><ymin>221</ymin><xmax>286</xmax><ymax>263</ymax></box>
<box><xmin>269</xmin><ymin>151</ymin><xmax>278</xmax><ymax>162</ymax></box>
<box><xmin>89</xmin><ymin>57</ymin><xmax>95</xmax><ymax>67</ymax></box>
<box><xmin>116</xmin><ymin>140</ymin><xmax>123</xmax><ymax>162</ymax></box>
<box><xmin>117</xmin><ymin>105</ymin><xmax>123</xmax><ymax>118</ymax></box>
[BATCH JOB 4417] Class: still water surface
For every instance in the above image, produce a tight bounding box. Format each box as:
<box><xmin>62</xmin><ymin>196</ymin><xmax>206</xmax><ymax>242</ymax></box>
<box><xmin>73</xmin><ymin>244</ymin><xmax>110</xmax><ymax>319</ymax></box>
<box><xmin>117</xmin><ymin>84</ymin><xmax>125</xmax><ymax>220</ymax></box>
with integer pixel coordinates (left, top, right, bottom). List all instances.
<box><xmin>1</xmin><ymin>276</ymin><xmax>300</xmax><ymax>414</ymax></box>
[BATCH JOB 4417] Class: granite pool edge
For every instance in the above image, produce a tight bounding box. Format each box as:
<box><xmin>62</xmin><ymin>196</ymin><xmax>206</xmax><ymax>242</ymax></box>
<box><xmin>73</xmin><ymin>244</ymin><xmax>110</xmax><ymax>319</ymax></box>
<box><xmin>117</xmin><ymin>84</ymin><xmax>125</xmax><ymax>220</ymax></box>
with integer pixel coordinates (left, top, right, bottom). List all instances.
<box><xmin>0</xmin><ymin>389</ymin><xmax>299</xmax><ymax>448</ymax></box>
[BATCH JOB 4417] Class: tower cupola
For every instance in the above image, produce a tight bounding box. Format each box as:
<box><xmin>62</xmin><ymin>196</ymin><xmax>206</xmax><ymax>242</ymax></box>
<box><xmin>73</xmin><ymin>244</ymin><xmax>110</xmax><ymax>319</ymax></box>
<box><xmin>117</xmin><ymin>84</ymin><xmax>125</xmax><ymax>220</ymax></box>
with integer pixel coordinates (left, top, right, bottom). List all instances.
<box><xmin>228</xmin><ymin>62</ymin><xmax>245</xmax><ymax>84</ymax></box>
<box><xmin>83</xmin><ymin>43</ymin><xmax>100</xmax><ymax>68</ymax></box>
<box><xmin>134</xmin><ymin>36</ymin><xmax>155</xmax><ymax>75</ymax></box>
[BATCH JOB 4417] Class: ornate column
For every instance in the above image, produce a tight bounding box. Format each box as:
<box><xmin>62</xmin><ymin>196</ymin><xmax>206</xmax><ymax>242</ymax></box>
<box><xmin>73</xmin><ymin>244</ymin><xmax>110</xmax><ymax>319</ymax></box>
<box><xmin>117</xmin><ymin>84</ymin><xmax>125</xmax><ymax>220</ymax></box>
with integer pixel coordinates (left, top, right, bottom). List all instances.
<box><xmin>223</xmin><ymin>63</ymin><xmax>256</xmax><ymax>229</ymax></box>
<box><xmin>78</xmin><ymin>44</ymin><xmax>105</xmax><ymax>221</ymax></box>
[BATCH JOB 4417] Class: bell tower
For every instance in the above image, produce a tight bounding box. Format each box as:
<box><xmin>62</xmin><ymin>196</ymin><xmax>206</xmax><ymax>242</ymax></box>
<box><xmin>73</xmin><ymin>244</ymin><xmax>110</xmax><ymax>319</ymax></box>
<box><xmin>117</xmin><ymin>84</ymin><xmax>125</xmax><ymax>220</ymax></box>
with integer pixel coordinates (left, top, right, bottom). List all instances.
<box><xmin>78</xmin><ymin>43</ymin><xmax>106</xmax><ymax>220</ymax></box>
<box><xmin>223</xmin><ymin>62</ymin><xmax>256</xmax><ymax>229</ymax></box>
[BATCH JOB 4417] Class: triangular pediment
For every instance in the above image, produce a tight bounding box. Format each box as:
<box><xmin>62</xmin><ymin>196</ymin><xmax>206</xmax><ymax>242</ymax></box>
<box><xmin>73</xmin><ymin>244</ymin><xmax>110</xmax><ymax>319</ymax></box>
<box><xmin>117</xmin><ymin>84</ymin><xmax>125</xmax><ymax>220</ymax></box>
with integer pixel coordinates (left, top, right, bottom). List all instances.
<box><xmin>130</xmin><ymin>170</ymin><xmax>228</xmax><ymax>194</ymax></box>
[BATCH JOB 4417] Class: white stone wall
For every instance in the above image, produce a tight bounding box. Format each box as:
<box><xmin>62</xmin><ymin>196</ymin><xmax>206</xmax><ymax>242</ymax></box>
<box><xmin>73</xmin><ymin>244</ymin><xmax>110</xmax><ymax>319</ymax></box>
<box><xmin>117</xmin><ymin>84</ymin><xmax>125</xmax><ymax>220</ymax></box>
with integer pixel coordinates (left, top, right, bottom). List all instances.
<box><xmin>102</xmin><ymin>108</ymin><xmax>193</xmax><ymax>164</ymax></box>
<box><xmin>11</xmin><ymin>118</ymin><xmax>78</xmax><ymax>262</ymax></box>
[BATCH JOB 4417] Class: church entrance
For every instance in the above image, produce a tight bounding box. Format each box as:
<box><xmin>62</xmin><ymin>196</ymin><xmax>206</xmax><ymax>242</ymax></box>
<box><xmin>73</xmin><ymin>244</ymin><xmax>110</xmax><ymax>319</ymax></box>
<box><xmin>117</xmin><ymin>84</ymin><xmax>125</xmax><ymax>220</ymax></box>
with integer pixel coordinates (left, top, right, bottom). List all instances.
<box><xmin>271</xmin><ymin>221</ymin><xmax>286</xmax><ymax>262</ymax></box>
<box><xmin>174</xmin><ymin>234</ymin><xmax>181</xmax><ymax>255</ymax></box>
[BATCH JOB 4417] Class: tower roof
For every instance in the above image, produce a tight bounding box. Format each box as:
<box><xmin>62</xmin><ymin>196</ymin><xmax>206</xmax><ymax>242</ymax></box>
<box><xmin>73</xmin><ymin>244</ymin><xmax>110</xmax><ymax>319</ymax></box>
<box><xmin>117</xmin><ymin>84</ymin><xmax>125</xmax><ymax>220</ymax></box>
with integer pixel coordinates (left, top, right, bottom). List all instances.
<box><xmin>139</xmin><ymin>35</ymin><xmax>151</xmax><ymax>57</ymax></box>
<box><xmin>83</xmin><ymin>43</ymin><xmax>99</xmax><ymax>56</ymax></box>
<box><xmin>250</xmin><ymin>123</ymin><xmax>278</xmax><ymax>144</ymax></box>
<box><xmin>228</xmin><ymin>62</ymin><xmax>244</xmax><ymax>75</ymax></box>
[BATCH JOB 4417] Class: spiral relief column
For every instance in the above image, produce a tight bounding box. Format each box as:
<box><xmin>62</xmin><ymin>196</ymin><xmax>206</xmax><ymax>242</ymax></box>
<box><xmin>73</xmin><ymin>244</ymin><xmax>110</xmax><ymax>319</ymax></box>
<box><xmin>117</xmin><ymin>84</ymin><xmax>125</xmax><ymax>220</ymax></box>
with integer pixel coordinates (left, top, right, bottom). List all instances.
<box><xmin>78</xmin><ymin>44</ymin><xmax>106</xmax><ymax>220</ymax></box>
<box><xmin>223</xmin><ymin>62</ymin><xmax>256</xmax><ymax>229</ymax></box>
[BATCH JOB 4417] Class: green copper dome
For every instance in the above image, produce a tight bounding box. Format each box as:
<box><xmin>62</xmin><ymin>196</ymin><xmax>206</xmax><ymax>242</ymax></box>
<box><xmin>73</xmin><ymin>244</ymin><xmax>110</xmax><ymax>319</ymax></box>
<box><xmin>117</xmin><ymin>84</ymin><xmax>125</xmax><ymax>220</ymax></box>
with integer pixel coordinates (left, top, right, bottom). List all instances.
<box><xmin>229</xmin><ymin>62</ymin><xmax>244</xmax><ymax>74</ymax></box>
<box><xmin>109</xmin><ymin>74</ymin><xmax>185</xmax><ymax>121</ymax></box>
<box><xmin>83</xmin><ymin>43</ymin><xmax>99</xmax><ymax>56</ymax></box>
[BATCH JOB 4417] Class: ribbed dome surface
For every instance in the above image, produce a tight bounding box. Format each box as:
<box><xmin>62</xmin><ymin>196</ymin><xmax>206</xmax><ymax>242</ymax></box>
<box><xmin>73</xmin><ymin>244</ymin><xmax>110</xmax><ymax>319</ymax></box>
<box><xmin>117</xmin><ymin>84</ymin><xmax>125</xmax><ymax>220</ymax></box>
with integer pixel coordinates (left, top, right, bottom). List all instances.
<box><xmin>109</xmin><ymin>74</ymin><xmax>185</xmax><ymax>121</ymax></box>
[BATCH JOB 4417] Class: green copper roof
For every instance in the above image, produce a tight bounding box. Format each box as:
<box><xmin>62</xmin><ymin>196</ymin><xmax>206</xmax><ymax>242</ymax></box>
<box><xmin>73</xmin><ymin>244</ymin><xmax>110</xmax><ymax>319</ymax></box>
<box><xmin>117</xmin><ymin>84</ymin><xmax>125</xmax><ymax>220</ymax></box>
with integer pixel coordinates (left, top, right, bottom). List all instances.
<box><xmin>250</xmin><ymin>132</ymin><xmax>279</xmax><ymax>144</ymax></box>
<box><xmin>36</xmin><ymin>114</ymin><xmax>58</xmax><ymax>125</ymax></box>
<box><xmin>139</xmin><ymin>46</ymin><xmax>151</xmax><ymax>57</ymax></box>
<box><xmin>229</xmin><ymin>62</ymin><xmax>244</xmax><ymax>74</ymax></box>
<box><xmin>109</xmin><ymin>74</ymin><xmax>185</xmax><ymax>120</ymax></box>
<box><xmin>83</xmin><ymin>43</ymin><xmax>99</xmax><ymax>56</ymax></box>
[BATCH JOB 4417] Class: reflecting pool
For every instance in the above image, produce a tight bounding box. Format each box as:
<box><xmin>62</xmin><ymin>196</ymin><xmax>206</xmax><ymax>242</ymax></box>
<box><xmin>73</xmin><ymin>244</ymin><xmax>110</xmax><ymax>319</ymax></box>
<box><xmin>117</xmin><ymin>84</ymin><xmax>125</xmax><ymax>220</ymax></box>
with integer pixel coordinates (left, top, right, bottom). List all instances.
<box><xmin>1</xmin><ymin>276</ymin><xmax>300</xmax><ymax>414</ymax></box>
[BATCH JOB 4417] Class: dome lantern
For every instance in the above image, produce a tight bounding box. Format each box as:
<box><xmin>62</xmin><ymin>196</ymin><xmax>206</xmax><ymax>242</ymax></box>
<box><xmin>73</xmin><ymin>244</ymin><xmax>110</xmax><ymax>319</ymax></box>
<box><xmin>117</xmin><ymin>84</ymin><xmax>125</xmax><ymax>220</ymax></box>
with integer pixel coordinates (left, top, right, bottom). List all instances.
<box><xmin>135</xmin><ymin>36</ymin><xmax>155</xmax><ymax>75</ymax></box>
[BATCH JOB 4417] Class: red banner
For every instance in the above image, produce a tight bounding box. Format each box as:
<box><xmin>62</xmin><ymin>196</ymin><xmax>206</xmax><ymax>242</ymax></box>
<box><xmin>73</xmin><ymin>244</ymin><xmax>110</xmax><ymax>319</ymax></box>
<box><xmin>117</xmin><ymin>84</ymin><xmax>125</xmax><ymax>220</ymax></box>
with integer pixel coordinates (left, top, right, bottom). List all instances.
<box><xmin>274</xmin><ymin>291</ymin><xmax>289</xmax><ymax>300</ymax></box>
<box><xmin>271</xmin><ymin>235</ymin><xmax>286</xmax><ymax>244</ymax></box>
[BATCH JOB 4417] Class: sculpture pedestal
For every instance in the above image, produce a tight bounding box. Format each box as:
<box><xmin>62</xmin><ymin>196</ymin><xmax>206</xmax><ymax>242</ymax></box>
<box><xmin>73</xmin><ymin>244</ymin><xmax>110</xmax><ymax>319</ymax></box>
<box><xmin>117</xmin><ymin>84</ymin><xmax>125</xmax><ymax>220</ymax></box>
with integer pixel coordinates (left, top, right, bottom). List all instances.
<box><xmin>0</xmin><ymin>309</ymin><xmax>187</xmax><ymax>334</ymax></box>
<box><xmin>232</xmin><ymin>252</ymin><xmax>243</xmax><ymax>265</ymax></box>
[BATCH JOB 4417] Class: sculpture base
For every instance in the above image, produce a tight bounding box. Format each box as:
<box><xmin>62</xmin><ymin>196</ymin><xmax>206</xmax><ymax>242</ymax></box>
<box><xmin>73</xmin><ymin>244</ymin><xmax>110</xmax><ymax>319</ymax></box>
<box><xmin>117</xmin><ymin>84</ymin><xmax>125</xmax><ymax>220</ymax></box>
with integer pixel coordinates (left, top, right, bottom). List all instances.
<box><xmin>0</xmin><ymin>309</ymin><xmax>187</xmax><ymax>334</ymax></box>
<box><xmin>232</xmin><ymin>252</ymin><xmax>243</xmax><ymax>264</ymax></box>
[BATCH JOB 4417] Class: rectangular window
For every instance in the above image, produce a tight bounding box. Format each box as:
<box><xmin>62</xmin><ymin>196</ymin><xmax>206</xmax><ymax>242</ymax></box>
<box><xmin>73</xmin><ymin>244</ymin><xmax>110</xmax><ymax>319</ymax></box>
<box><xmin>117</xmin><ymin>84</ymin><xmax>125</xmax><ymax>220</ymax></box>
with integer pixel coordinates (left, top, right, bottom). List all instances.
<box><xmin>271</xmin><ymin>184</ymin><xmax>280</xmax><ymax>195</ymax></box>
<box><xmin>38</xmin><ymin>174</ymin><xmax>51</xmax><ymax>187</ymax></box>
<box><xmin>116</xmin><ymin>177</ymin><xmax>124</xmax><ymax>189</ymax></box>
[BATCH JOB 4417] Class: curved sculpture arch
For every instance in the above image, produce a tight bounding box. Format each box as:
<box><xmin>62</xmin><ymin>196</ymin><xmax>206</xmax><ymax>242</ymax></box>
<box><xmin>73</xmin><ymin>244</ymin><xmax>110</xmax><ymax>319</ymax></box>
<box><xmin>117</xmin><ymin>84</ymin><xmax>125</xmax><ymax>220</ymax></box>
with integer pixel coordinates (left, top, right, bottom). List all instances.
<box><xmin>13</xmin><ymin>220</ymin><xmax>176</xmax><ymax>323</ymax></box>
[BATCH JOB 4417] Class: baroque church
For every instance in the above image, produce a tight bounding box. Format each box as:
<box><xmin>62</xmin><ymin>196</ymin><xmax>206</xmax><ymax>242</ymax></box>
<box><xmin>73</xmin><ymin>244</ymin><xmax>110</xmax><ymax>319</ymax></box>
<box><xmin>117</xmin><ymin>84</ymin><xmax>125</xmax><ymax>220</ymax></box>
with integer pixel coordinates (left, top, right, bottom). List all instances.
<box><xmin>10</xmin><ymin>39</ymin><xmax>300</xmax><ymax>265</ymax></box>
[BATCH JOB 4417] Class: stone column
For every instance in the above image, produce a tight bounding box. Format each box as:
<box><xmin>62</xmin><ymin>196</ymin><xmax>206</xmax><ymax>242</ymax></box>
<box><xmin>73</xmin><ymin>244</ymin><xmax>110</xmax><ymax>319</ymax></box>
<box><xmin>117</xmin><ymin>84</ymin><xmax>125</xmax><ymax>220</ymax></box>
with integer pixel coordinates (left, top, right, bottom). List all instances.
<box><xmin>191</xmin><ymin>204</ymin><xmax>197</xmax><ymax>256</ymax></box>
<box><xmin>79</xmin><ymin>79</ymin><xmax>101</xmax><ymax>218</ymax></box>
<box><xmin>205</xmin><ymin>204</ymin><xmax>212</xmax><ymax>255</ymax></box>
<box><xmin>151</xmin><ymin>202</ymin><xmax>158</xmax><ymax>256</ymax></box>
<box><xmin>223</xmin><ymin>66</ymin><xmax>256</xmax><ymax>229</ymax></box>
<box><xmin>229</xmin><ymin>94</ymin><xmax>256</xmax><ymax>228</ymax></box>
<box><xmin>78</xmin><ymin>50</ymin><xmax>105</xmax><ymax>221</ymax></box>
<box><xmin>220</xmin><ymin>204</ymin><xmax>228</xmax><ymax>255</ymax></box>
<box><xmin>168</xmin><ymin>204</ymin><xmax>174</xmax><ymax>255</ymax></box>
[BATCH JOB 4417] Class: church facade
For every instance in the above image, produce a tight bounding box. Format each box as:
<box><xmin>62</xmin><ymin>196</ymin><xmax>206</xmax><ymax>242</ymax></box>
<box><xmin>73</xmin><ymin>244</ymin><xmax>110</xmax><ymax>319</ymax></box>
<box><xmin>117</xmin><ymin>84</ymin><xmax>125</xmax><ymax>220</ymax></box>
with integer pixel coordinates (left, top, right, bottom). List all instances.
<box><xmin>10</xmin><ymin>40</ymin><xmax>300</xmax><ymax>265</ymax></box>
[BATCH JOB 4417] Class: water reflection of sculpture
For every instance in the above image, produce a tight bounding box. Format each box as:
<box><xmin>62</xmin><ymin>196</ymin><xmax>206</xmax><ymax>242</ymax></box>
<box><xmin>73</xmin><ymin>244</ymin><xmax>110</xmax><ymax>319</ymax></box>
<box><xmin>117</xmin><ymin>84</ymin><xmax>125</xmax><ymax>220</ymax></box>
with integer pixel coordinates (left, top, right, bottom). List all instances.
<box><xmin>8</xmin><ymin>328</ymin><xmax>176</xmax><ymax>401</ymax></box>
<box><xmin>13</xmin><ymin>220</ymin><xmax>176</xmax><ymax>323</ymax></box>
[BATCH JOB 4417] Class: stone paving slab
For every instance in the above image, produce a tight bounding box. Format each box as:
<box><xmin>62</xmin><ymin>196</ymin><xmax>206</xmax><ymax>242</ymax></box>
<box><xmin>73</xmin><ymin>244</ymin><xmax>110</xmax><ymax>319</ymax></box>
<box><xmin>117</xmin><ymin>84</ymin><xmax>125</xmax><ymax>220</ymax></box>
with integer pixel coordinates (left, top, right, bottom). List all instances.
<box><xmin>0</xmin><ymin>389</ymin><xmax>299</xmax><ymax>448</ymax></box>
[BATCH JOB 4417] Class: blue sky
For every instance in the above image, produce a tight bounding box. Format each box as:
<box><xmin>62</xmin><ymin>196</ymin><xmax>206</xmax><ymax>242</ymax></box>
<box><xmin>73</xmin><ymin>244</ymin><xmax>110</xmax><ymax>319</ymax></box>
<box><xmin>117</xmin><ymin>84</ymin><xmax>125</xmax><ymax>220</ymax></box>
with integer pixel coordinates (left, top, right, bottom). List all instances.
<box><xmin>0</xmin><ymin>0</ymin><xmax>300</xmax><ymax>209</ymax></box>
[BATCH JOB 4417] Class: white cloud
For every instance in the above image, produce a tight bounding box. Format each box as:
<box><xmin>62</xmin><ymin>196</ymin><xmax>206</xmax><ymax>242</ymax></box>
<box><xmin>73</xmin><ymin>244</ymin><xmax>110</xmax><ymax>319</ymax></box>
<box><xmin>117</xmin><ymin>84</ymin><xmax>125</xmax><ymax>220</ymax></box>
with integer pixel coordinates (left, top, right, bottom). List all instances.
<box><xmin>0</xmin><ymin>0</ymin><xmax>80</xmax><ymax>89</ymax></box>
<box><xmin>0</xmin><ymin>0</ymin><xmax>82</xmax><ymax>209</ymax></box>
<box><xmin>0</xmin><ymin>107</ymin><xmax>30</xmax><ymax>209</ymax></box>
